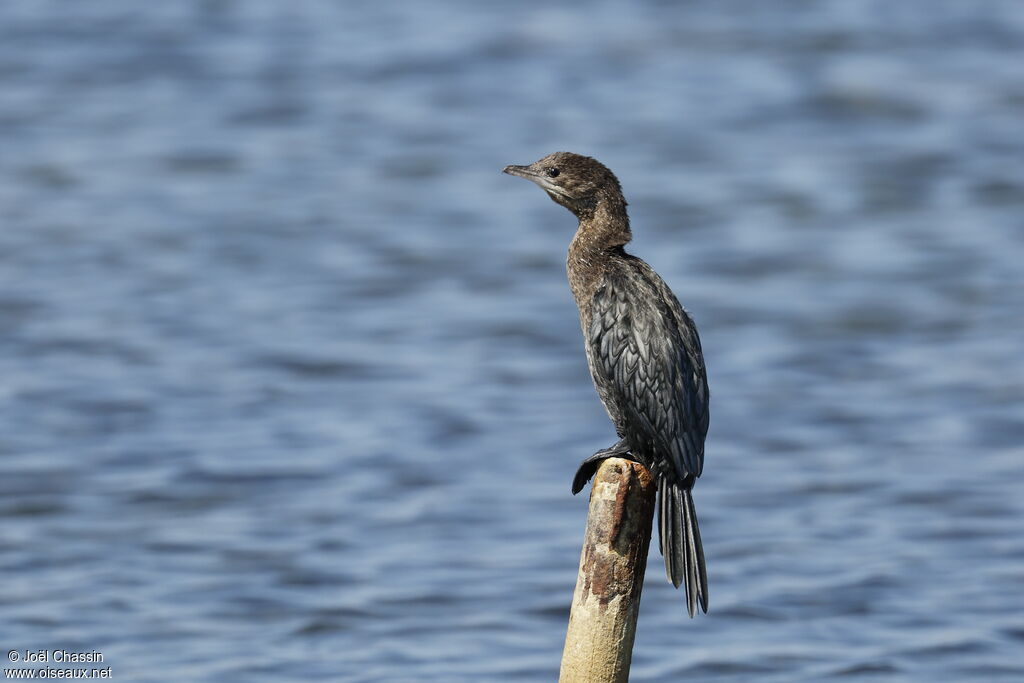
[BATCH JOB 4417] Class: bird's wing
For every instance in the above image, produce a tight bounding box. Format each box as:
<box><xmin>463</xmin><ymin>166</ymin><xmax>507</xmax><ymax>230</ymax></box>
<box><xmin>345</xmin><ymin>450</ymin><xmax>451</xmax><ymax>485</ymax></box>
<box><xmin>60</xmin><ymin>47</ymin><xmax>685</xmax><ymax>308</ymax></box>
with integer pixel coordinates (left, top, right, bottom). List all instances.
<box><xmin>588</xmin><ymin>259</ymin><xmax>709</xmax><ymax>479</ymax></box>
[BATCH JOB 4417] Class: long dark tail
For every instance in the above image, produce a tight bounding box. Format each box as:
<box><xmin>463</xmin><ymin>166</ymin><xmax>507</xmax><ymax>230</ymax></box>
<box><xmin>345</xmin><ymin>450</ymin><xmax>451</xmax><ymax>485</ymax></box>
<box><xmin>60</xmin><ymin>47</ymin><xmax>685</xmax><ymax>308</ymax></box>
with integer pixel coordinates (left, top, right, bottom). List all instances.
<box><xmin>658</xmin><ymin>477</ymin><xmax>708</xmax><ymax>617</ymax></box>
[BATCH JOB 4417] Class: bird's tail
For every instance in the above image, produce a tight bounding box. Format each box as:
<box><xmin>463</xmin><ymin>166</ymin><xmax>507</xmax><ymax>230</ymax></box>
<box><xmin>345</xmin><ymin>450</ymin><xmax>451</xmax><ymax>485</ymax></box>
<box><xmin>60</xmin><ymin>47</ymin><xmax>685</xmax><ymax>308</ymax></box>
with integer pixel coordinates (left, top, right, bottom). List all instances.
<box><xmin>658</xmin><ymin>477</ymin><xmax>708</xmax><ymax>617</ymax></box>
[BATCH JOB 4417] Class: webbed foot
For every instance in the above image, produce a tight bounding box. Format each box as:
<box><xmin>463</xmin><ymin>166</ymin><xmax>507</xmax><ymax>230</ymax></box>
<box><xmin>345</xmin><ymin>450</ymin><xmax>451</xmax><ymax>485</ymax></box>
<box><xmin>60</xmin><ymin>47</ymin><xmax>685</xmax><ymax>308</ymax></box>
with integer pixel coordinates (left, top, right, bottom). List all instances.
<box><xmin>571</xmin><ymin>438</ymin><xmax>636</xmax><ymax>494</ymax></box>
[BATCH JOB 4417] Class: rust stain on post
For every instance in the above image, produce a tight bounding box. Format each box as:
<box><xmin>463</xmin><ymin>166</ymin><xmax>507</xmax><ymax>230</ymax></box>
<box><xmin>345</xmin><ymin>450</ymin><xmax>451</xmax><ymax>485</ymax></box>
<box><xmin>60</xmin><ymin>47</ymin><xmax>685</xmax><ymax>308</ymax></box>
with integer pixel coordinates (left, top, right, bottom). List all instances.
<box><xmin>559</xmin><ymin>457</ymin><xmax>657</xmax><ymax>683</ymax></box>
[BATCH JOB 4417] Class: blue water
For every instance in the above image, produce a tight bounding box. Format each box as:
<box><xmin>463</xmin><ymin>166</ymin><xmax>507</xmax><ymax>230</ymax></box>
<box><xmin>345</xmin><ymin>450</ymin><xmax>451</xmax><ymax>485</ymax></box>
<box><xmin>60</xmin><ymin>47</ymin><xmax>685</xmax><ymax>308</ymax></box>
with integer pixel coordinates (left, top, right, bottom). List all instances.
<box><xmin>1</xmin><ymin>2</ymin><xmax>1023</xmax><ymax>681</ymax></box>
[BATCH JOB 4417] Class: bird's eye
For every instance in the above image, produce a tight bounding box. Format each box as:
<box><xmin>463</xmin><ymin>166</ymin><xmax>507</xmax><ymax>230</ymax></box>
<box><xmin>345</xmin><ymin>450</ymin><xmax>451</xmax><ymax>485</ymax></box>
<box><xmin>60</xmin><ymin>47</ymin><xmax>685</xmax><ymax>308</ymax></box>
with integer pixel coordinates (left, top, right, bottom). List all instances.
<box><xmin>546</xmin><ymin>167</ymin><xmax>560</xmax><ymax>178</ymax></box>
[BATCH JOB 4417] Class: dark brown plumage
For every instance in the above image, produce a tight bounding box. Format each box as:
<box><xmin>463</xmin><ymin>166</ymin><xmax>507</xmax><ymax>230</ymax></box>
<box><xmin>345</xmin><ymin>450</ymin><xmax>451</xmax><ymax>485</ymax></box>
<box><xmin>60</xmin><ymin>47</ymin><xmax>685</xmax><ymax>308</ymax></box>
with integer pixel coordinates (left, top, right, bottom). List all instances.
<box><xmin>504</xmin><ymin>152</ymin><xmax>710</xmax><ymax>616</ymax></box>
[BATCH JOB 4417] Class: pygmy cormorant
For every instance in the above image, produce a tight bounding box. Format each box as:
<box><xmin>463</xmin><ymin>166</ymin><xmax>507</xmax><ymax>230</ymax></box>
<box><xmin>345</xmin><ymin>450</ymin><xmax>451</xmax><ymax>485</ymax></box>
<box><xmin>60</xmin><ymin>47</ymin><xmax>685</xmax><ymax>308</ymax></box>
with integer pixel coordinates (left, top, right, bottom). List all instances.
<box><xmin>504</xmin><ymin>152</ymin><xmax>710</xmax><ymax>616</ymax></box>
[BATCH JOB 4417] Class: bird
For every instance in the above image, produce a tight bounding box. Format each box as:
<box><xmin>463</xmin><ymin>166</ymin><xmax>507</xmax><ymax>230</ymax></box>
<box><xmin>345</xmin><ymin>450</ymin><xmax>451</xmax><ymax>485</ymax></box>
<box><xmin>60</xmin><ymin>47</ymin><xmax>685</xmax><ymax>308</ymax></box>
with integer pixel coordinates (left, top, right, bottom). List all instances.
<box><xmin>504</xmin><ymin>152</ymin><xmax>710</xmax><ymax>616</ymax></box>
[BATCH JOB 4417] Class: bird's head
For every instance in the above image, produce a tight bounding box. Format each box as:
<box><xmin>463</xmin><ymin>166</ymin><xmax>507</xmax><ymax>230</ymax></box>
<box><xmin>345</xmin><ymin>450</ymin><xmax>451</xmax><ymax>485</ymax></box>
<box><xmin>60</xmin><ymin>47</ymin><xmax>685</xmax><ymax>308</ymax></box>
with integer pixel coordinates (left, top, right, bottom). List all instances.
<box><xmin>503</xmin><ymin>152</ymin><xmax>625</xmax><ymax>219</ymax></box>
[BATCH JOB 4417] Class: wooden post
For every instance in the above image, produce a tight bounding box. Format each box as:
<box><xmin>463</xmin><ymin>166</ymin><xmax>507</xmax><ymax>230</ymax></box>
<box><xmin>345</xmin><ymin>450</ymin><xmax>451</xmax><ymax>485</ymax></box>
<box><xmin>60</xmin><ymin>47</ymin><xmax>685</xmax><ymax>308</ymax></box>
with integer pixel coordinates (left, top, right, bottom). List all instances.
<box><xmin>559</xmin><ymin>457</ymin><xmax>657</xmax><ymax>683</ymax></box>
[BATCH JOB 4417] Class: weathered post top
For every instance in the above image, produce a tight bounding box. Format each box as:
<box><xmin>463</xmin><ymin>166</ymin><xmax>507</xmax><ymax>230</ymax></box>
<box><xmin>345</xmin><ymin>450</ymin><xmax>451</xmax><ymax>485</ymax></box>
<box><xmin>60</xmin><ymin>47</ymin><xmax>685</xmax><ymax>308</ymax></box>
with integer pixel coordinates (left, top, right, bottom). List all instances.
<box><xmin>559</xmin><ymin>457</ymin><xmax>657</xmax><ymax>683</ymax></box>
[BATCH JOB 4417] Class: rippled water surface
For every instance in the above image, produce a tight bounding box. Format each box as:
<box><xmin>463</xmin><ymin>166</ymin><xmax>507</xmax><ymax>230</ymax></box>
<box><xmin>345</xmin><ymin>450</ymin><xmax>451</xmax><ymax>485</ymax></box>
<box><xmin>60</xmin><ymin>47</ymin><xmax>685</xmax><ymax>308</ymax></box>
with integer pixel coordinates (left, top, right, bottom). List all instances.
<box><xmin>2</xmin><ymin>2</ymin><xmax>1023</xmax><ymax>681</ymax></box>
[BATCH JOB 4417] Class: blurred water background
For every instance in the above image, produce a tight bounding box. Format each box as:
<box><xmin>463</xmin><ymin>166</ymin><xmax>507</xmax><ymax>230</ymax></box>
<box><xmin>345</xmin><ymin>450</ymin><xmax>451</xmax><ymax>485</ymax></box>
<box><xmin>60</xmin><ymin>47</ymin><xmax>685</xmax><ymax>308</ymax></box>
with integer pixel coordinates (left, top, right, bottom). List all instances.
<box><xmin>1</xmin><ymin>1</ymin><xmax>1023</xmax><ymax>681</ymax></box>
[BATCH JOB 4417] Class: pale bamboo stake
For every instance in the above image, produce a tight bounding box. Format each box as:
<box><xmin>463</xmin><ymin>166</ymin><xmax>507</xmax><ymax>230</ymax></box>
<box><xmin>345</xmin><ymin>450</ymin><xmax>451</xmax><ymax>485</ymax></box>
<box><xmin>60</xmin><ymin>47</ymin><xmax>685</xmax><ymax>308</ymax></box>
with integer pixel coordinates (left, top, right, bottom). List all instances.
<box><xmin>559</xmin><ymin>457</ymin><xmax>657</xmax><ymax>683</ymax></box>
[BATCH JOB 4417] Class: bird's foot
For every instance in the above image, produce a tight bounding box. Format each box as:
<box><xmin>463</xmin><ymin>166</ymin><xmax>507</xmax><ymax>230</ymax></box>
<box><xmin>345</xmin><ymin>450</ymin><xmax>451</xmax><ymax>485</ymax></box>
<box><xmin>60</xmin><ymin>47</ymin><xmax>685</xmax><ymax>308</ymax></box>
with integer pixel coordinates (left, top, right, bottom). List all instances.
<box><xmin>571</xmin><ymin>438</ymin><xmax>638</xmax><ymax>494</ymax></box>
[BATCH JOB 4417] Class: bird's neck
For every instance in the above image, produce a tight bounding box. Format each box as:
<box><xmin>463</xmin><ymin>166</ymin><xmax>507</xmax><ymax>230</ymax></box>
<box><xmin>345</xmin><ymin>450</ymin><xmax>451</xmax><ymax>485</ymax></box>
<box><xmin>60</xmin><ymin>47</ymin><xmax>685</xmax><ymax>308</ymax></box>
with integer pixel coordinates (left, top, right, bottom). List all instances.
<box><xmin>567</xmin><ymin>195</ymin><xmax>631</xmax><ymax>306</ymax></box>
<box><xmin>570</xmin><ymin>193</ymin><xmax>631</xmax><ymax>260</ymax></box>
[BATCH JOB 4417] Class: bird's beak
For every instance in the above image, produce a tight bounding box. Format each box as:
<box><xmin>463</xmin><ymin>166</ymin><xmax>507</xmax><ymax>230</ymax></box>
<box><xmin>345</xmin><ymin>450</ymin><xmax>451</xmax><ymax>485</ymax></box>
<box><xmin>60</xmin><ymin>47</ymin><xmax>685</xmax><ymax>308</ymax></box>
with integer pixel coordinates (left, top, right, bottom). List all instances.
<box><xmin>503</xmin><ymin>163</ymin><xmax>570</xmax><ymax>202</ymax></box>
<box><xmin>502</xmin><ymin>164</ymin><xmax>537</xmax><ymax>179</ymax></box>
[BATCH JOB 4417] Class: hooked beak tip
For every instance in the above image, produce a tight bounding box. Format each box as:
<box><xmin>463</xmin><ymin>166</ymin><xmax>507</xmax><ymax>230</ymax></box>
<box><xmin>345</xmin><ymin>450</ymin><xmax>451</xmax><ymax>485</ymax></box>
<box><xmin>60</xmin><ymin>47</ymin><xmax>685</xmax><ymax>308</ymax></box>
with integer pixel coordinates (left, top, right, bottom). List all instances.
<box><xmin>503</xmin><ymin>164</ymin><xmax>530</xmax><ymax>178</ymax></box>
